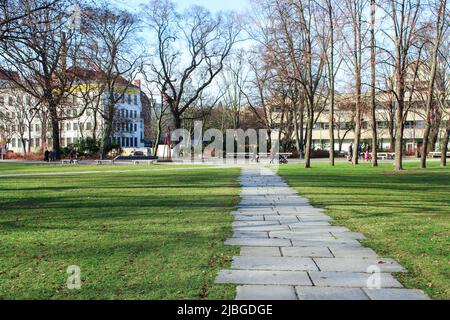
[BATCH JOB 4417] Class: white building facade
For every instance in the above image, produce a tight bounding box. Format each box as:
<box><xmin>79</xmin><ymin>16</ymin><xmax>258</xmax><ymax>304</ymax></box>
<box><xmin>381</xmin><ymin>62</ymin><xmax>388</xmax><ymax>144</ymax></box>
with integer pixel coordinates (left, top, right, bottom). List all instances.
<box><xmin>0</xmin><ymin>77</ymin><xmax>146</xmax><ymax>156</ymax></box>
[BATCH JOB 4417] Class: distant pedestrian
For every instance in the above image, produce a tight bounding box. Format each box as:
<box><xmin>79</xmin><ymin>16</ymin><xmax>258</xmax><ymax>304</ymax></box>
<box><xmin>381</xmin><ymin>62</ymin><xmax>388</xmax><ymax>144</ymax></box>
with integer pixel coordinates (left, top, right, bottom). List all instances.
<box><xmin>348</xmin><ymin>144</ymin><xmax>353</xmax><ymax>162</ymax></box>
<box><xmin>44</xmin><ymin>149</ymin><xmax>50</xmax><ymax>162</ymax></box>
<box><xmin>69</xmin><ymin>149</ymin><xmax>76</xmax><ymax>164</ymax></box>
<box><xmin>365</xmin><ymin>149</ymin><xmax>370</xmax><ymax>162</ymax></box>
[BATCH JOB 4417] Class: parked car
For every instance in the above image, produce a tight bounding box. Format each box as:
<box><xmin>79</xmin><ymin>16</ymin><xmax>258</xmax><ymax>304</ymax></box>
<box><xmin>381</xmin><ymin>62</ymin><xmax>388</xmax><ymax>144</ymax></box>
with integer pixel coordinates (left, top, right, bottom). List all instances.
<box><xmin>129</xmin><ymin>150</ymin><xmax>144</xmax><ymax>157</ymax></box>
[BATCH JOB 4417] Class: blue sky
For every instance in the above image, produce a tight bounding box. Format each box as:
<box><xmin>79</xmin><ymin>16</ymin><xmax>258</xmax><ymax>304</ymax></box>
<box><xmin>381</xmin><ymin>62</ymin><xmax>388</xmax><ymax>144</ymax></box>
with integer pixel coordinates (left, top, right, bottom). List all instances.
<box><xmin>110</xmin><ymin>0</ymin><xmax>250</xmax><ymax>13</ymax></box>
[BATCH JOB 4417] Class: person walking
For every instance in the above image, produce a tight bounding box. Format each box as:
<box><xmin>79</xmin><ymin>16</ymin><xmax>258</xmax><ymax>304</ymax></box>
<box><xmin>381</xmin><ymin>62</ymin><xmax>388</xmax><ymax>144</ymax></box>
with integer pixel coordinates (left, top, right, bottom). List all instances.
<box><xmin>348</xmin><ymin>144</ymin><xmax>353</xmax><ymax>162</ymax></box>
<box><xmin>69</xmin><ymin>149</ymin><xmax>76</xmax><ymax>164</ymax></box>
<box><xmin>365</xmin><ymin>145</ymin><xmax>370</xmax><ymax>162</ymax></box>
<box><xmin>44</xmin><ymin>149</ymin><xmax>50</xmax><ymax>162</ymax></box>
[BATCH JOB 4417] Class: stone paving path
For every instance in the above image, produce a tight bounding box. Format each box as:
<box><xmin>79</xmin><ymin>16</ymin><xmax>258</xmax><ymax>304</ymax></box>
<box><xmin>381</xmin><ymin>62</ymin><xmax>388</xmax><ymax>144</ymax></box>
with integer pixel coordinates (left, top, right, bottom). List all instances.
<box><xmin>215</xmin><ymin>168</ymin><xmax>430</xmax><ymax>300</ymax></box>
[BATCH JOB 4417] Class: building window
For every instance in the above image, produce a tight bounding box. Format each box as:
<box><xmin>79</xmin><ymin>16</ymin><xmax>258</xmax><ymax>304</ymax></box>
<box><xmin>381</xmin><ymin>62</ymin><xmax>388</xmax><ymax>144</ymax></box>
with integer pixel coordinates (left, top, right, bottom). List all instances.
<box><xmin>12</xmin><ymin>138</ymin><xmax>16</xmax><ymax>148</ymax></box>
<box><xmin>35</xmin><ymin>138</ymin><xmax>40</xmax><ymax>147</ymax></box>
<box><xmin>73</xmin><ymin>123</ymin><xmax>78</xmax><ymax>131</ymax></box>
<box><xmin>127</xmin><ymin>95</ymin><xmax>131</xmax><ymax>104</ymax></box>
<box><xmin>86</xmin><ymin>123</ymin><xmax>92</xmax><ymax>130</ymax></box>
<box><xmin>66</xmin><ymin>123</ymin><xmax>71</xmax><ymax>131</ymax></box>
<box><xmin>8</xmin><ymin>96</ymin><xmax>13</xmax><ymax>105</ymax></box>
<box><xmin>0</xmin><ymin>96</ymin><xmax>4</xmax><ymax>106</ymax></box>
<box><xmin>134</xmin><ymin>137</ymin><xmax>137</xmax><ymax>147</ymax></box>
<box><xmin>416</xmin><ymin>121</ymin><xmax>425</xmax><ymax>129</ymax></box>
<box><xmin>122</xmin><ymin>137</ymin><xmax>125</xmax><ymax>147</ymax></box>
<box><xmin>134</xmin><ymin>95</ymin><xmax>138</xmax><ymax>105</ymax></box>
<box><xmin>134</xmin><ymin>123</ymin><xmax>137</xmax><ymax>132</ymax></box>
<box><xmin>35</xmin><ymin>124</ymin><xmax>40</xmax><ymax>132</ymax></box>
<box><xmin>134</xmin><ymin>110</ymin><xmax>137</xmax><ymax>118</ymax></box>
<box><xmin>126</xmin><ymin>110</ymin><xmax>129</xmax><ymax>118</ymax></box>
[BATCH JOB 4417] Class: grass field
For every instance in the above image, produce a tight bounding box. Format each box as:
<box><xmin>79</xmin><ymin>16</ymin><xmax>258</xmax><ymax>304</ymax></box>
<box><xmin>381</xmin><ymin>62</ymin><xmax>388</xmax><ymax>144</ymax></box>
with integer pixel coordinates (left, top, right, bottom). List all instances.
<box><xmin>279</xmin><ymin>161</ymin><xmax>450</xmax><ymax>300</ymax></box>
<box><xmin>0</xmin><ymin>162</ymin><xmax>207</xmax><ymax>174</ymax></box>
<box><xmin>0</xmin><ymin>165</ymin><xmax>240</xmax><ymax>299</ymax></box>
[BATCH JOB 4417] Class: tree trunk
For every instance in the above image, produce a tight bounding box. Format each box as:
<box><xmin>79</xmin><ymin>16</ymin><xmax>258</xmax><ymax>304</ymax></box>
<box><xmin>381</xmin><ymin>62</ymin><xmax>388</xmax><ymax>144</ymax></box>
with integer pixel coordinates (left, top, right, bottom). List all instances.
<box><xmin>293</xmin><ymin>106</ymin><xmax>301</xmax><ymax>159</ymax></box>
<box><xmin>100</xmin><ymin>121</ymin><xmax>113</xmax><ymax>159</ymax></box>
<box><xmin>50</xmin><ymin>116</ymin><xmax>61</xmax><ymax>160</ymax></box>
<box><xmin>419</xmin><ymin>0</ymin><xmax>445</xmax><ymax>168</ymax></box>
<box><xmin>21</xmin><ymin>136</ymin><xmax>27</xmax><ymax>158</ymax></box>
<box><xmin>304</xmin><ymin>107</ymin><xmax>313</xmax><ymax>168</ymax></box>
<box><xmin>27</xmin><ymin>127</ymin><xmax>32</xmax><ymax>155</ymax></box>
<box><xmin>370</xmin><ymin>0</ymin><xmax>378</xmax><ymax>167</ymax></box>
<box><xmin>173</xmin><ymin>110</ymin><xmax>182</xmax><ymax>129</ymax></box>
<box><xmin>441</xmin><ymin>128</ymin><xmax>449</xmax><ymax>167</ymax></box>
<box><xmin>420</xmin><ymin>121</ymin><xmax>432</xmax><ymax>168</ymax></box>
<box><xmin>352</xmin><ymin>103</ymin><xmax>361</xmax><ymax>164</ymax></box>
<box><xmin>299</xmin><ymin>105</ymin><xmax>304</xmax><ymax>158</ymax></box>
<box><xmin>328</xmin><ymin>2</ymin><xmax>335</xmax><ymax>166</ymax></box>
<box><xmin>352</xmin><ymin>6</ymin><xmax>362</xmax><ymax>166</ymax></box>
<box><xmin>394</xmin><ymin>101</ymin><xmax>404</xmax><ymax>171</ymax></box>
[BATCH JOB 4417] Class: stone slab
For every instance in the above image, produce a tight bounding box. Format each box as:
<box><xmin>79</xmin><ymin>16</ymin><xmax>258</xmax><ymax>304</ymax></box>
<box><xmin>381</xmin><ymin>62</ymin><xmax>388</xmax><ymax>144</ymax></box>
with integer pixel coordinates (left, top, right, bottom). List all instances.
<box><xmin>313</xmin><ymin>258</ymin><xmax>406</xmax><ymax>273</ymax></box>
<box><xmin>295</xmin><ymin>286</ymin><xmax>369</xmax><ymax>300</ymax></box>
<box><xmin>233</xmin><ymin>231</ymin><xmax>268</xmax><ymax>239</ymax></box>
<box><xmin>289</xmin><ymin>226</ymin><xmax>349</xmax><ymax>232</ymax></box>
<box><xmin>233</xmin><ymin>221</ymin><xmax>281</xmax><ymax>227</ymax></box>
<box><xmin>232</xmin><ymin>256</ymin><xmax>318</xmax><ymax>271</ymax></box>
<box><xmin>236</xmin><ymin>285</ymin><xmax>297</xmax><ymax>300</ymax></box>
<box><xmin>281</xmin><ymin>246</ymin><xmax>333</xmax><ymax>258</ymax></box>
<box><xmin>264</xmin><ymin>215</ymin><xmax>300</xmax><ymax>223</ymax></box>
<box><xmin>225</xmin><ymin>238</ymin><xmax>291</xmax><ymax>247</ymax></box>
<box><xmin>234</xmin><ymin>215</ymin><xmax>264</xmax><ymax>221</ymax></box>
<box><xmin>215</xmin><ymin>270</ymin><xmax>313</xmax><ymax>285</ymax></box>
<box><xmin>292</xmin><ymin>239</ymin><xmax>362</xmax><ymax>247</ymax></box>
<box><xmin>329</xmin><ymin>246</ymin><xmax>378</xmax><ymax>258</ymax></box>
<box><xmin>234</xmin><ymin>225</ymin><xmax>290</xmax><ymax>232</ymax></box>
<box><xmin>308</xmin><ymin>271</ymin><xmax>403</xmax><ymax>288</ymax></box>
<box><xmin>362</xmin><ymin>288</ymin><xmax>430</xmax><ymax>300</ymax></box>
<box><xmin>240</xmin><ymin>246</ymin><xmax>282</xmax><ymax>257</ymax></box>
<box><xmin>270</xmin><ymin>231</ymin><xmax>336</xmax><ymax>241</ymax></box>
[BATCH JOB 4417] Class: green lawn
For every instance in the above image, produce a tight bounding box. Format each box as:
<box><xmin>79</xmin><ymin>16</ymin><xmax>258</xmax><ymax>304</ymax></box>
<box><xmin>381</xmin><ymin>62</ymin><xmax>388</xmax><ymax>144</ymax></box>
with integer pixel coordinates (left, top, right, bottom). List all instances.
<box><xmin>0</xmin><ymin>166</ymin><xmax>240</xmax><ymax>299</ymax></box>
<box><xmin>279</xmin><ymin>161</ymin><xmax>450</xmax><ymax>300</ymax></box>
<box><xmin>0</xmin><ymin>162</ymin><xmax>208</xmax><ymax>174</ymax></box>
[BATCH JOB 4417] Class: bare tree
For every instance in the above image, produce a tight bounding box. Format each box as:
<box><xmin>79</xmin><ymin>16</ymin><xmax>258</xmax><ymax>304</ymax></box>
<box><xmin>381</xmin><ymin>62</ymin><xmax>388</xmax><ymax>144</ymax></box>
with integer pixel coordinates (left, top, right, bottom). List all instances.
<box><xmin>144</xmin><ymin>0</ymin><xmax>241</xmax><ymax>129</ymax></box>
<box><xmin>0</xmin><ymin>0</ymin><xmax>61</xmax><ymax>42</ymax></box>
<box><xmin>0</xmin><ymin>0</ymin><xmax>85</xmax><ymax>159</ymax></box>
<box><xmin>342</xmin><ymin>0</ymin><xmax>367</xmax><ymax>165</ymax></box>
<box><xmin>81</xmin><ymin>2</ymin><xmax>142</xmax><ymax>157</ymax></box>
<box><xmin>382</xmin><ymin>0</ymin><xmax>422</xmax><ymax>170</ymax></box>
<box><xmin>370</xmin><ymin>0</ymin><xmax>378</xmax><ymax>166</ymax></box>
<box><xmin>420</xmin><ymin>0</ymin><xmax>448</xmax><ymax>168</ymax></box>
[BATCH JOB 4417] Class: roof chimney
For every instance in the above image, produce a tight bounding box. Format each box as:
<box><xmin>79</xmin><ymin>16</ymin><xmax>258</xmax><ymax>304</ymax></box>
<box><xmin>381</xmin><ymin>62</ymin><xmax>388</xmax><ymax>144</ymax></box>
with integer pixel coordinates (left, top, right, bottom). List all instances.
<box><xmin>134</xmin><ymin>79</ymin><xmax>141</xmax><ymax>88</ymax></box>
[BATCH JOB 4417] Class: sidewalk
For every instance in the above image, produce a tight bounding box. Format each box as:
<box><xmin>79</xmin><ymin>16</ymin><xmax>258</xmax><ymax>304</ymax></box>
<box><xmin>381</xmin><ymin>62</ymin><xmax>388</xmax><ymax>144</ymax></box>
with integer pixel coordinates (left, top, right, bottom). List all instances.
<box><xmin>215</xmin><ymin>168</ymin><xmax>430</xmax><ymax>300</ymax></box>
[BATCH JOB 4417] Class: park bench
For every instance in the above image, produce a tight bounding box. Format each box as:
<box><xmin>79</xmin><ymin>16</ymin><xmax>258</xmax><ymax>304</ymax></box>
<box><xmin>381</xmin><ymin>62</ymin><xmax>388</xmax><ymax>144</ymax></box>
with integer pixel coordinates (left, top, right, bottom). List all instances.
<box><xmin>61</xmin><ymin>159</ymin><xmax>79</xmax><ymax>165</ymax></box>
<box><xmin>133</xmin><ymin>160</ymin><xmax>156</xmax><ymax>165</ymax></box>
<box><xmin>377</xmin><ymin>152</ymin><xmax>395</xmax><ymax>160</ymax></box>
<box><xmin>96</xmin><ymin>160</ymin><xmax>115</xmax><ymax>165</ymax></box>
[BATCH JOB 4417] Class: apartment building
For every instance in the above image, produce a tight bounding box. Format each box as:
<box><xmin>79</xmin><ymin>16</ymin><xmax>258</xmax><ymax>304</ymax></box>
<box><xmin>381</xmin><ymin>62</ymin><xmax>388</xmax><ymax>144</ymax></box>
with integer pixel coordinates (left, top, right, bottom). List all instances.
<box><xmin>0</xmin><ymin>70</ymin><xmax>148</xmax><ymax>155</ymax></box>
